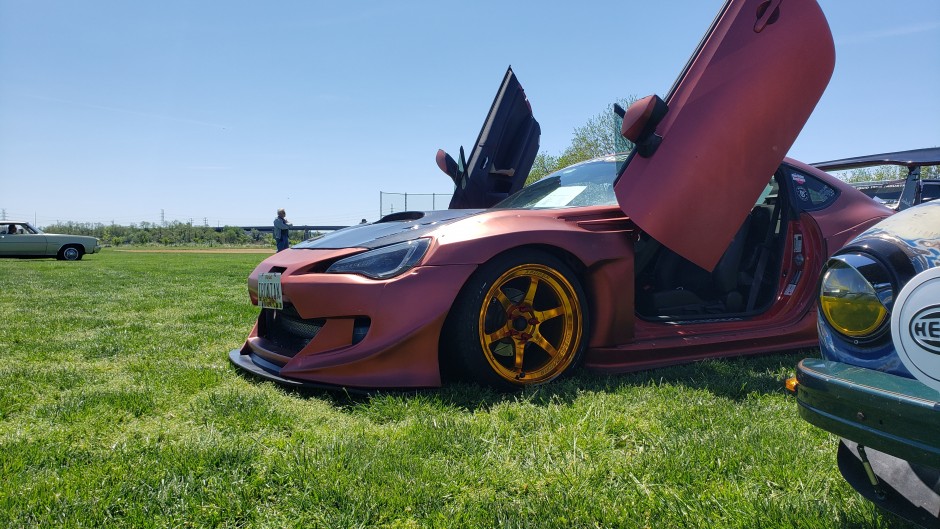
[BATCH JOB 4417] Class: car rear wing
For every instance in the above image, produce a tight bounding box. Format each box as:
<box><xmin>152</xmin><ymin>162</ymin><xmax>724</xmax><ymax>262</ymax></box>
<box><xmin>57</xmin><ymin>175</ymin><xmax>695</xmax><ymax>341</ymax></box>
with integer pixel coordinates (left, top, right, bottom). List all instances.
<box><xmin>812</xmin><ymin>147</ymin><xmax>940</xmax><ymax>172</ymax></box>
<box><xmin>813</xmin><ymin>147</ymin><xmax>940</xmax><ymax>210</ymax></box>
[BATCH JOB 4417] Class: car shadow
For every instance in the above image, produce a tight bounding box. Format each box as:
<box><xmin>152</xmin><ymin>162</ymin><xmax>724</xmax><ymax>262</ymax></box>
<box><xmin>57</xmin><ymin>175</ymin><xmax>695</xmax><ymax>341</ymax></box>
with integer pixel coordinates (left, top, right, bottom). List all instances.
<box><xmin>254</xmin><ymin>348</ymin><xmax>822</xmax><ymax>411</ymax></box>
<box><xmin>433</xmin><ymin>348</ymin><xmax>820</xmax><ymax>411</ymax></box>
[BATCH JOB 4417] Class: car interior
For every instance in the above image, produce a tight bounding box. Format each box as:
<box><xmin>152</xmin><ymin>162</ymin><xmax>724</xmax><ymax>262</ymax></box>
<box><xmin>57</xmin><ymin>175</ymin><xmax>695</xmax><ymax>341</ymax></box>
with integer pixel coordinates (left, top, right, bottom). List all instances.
<box><xmin>634</xmin><ymin>173</ymin><xmax>786</xmax><ymax>319</ymax></box>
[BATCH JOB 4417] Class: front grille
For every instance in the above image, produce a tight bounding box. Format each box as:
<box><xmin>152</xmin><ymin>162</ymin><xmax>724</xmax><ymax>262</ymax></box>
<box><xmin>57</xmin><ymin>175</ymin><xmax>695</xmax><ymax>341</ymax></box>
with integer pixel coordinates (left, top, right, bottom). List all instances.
<box><xmin>259</xmin><ymin>304</ymin><xmax>324</xmax><ymax>357</ymax></box>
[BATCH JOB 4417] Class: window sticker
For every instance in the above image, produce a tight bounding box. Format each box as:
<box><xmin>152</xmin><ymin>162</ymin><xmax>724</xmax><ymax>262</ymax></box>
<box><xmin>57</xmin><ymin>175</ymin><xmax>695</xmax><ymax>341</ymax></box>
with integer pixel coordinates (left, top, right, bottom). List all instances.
<box><xmin>534</xmin><ymin>186</ymin><xmax>587</xmax><ymax>208</ymax></box>
<box><xmin>792</xmin><ymin>173</ymin><xmax>806</xmax><ymax>185</ymax></box>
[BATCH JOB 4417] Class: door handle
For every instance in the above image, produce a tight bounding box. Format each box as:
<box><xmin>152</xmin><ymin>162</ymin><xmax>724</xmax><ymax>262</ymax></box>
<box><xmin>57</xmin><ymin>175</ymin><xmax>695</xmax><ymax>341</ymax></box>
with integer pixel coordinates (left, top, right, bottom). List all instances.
<box><xmin>754</xmin><ymin>0</ymin><xmax>782</xmax><ymax>33</ymax></box>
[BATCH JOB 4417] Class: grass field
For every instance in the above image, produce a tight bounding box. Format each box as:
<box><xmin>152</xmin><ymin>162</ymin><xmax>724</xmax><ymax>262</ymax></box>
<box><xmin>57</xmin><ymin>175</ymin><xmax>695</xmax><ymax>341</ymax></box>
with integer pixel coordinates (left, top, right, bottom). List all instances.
<box><xmin>0</xmin><ymin>250</ymin><xmax>910</xmax><ymax>528</ymax></box>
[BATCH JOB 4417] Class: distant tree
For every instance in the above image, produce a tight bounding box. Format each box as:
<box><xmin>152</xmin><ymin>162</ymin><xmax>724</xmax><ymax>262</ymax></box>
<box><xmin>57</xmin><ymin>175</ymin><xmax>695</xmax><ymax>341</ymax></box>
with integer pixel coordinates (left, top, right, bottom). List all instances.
<box><xmin>840</xmin><ymin>164</ymin><xmax>940</xmax><ymax>183</ymax></box>
<box><xmin>39</xmin><ymin>220</ymin><xmax>271</xmax><ymax>247</ymax></box>
<box><xmin>526</xmin><ymin>97</ymin><xmax>636</xmax><ymax>185</ymax></box>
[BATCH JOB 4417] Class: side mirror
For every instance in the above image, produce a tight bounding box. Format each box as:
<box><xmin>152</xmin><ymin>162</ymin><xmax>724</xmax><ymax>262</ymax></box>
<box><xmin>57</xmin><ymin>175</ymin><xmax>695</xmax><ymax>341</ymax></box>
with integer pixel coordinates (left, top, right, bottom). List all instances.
<box><xmin>435</xmin><ymin>146</ymin><xmax>470</xmax><ymax>187</ymax></box>
<box><xmin>621</xmin><ymin>95</ymin><xmax>668</xmax><ymax>158</ymax></box>
<box><xmin>436</xmin><ymin>149</ymin><xmax>459</xmax><ymax>183</ymax></box>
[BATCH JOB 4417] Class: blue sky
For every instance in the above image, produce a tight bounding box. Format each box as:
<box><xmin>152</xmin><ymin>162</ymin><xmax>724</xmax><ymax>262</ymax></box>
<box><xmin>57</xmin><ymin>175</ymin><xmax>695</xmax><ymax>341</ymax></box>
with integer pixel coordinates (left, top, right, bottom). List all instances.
<box><xmin>1</xmin><ymin>0</ymin><xmax>938</xmax><ymax>227</ymax></box>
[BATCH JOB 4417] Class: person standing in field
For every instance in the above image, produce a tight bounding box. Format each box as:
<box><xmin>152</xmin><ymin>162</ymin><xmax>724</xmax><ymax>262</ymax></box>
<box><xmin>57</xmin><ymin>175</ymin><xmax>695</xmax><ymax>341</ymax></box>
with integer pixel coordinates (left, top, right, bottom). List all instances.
<box><xmin>273</xmin><ymin>208</ymin><xmax>292</xmax><ymax>252</ymax></box>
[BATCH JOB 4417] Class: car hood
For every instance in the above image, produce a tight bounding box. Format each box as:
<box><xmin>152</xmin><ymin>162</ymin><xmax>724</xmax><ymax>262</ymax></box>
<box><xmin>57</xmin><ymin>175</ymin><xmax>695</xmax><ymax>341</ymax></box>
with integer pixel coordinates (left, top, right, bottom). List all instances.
<box><xmin>294</xmin><ymin>209</ymin><xmax>484</xmax><ymax>250</ymax></box>
<box><xmin>615</xmin><ymin>0</ymin><xmax>834</xmax><ymax>271</ymax></box>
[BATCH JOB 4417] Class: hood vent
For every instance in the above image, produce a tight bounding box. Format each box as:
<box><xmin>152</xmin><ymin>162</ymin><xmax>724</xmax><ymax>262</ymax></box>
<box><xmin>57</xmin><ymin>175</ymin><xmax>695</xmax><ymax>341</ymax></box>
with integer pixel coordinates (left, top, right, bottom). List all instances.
<box><xmin>377</xmin><ymin>211</ymin><xmax>425</xmax><ymax>223</ymax></box>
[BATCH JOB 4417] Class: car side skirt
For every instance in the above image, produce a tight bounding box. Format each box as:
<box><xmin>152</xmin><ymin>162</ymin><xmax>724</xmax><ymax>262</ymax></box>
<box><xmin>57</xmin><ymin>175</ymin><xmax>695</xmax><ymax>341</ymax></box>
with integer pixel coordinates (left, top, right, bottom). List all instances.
<box><xmin>585</xmin><ymin>314</ymin><xmax>817</xmax><ymax>372</ymax></box>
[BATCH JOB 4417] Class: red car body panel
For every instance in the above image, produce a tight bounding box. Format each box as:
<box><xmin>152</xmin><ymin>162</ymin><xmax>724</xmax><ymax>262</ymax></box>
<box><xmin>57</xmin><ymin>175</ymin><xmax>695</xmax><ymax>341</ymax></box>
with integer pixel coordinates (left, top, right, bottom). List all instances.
<box><xmin>616</xmin><ymin>0</ymin><xmax>835</xmax><ymax>271</ymax></box>
<box><xmin>230</xmin><ymin>0</ymin><xmax>895</xmax><ymax>390</ymax></box>
<box><xmin>241</xmin><ymin>207</ymin><xmax>642</xmax><ymax>388</ymax></box>
<box><xmin>235</xmin><ymin>160</ymin><xmax>891</xmax><ymax>389</ymax></box>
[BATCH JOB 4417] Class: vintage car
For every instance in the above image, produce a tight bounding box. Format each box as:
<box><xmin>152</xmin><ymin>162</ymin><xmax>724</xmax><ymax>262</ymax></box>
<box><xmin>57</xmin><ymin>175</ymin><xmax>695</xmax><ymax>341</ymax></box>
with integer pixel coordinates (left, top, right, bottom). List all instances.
<box><xmin>0</xmin><ymin>221</ymin><xmax>101</xmax><ymax>260</ymax></box>
<box><xmin>792</xmin><ymin>197</ymin><xmax>940</xmax><ymax>528</ymax></box>
<box><xmin>230</xmin><ymin>0</ymin><xmax>895</xmax><ymax>390</ymax></box>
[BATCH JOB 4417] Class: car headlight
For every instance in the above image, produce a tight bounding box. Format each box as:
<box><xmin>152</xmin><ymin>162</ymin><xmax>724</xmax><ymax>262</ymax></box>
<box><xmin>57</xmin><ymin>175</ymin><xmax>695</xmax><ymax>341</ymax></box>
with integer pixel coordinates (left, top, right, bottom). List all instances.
<box><xmin>326</xmin><ymin>238</ymin><xmax>431</xmax><ymax>279</ymax></box>
<box><xmin>819</xmin><ymin>255</ymin><xmax>893</xmax><ymax>338</ymax></box>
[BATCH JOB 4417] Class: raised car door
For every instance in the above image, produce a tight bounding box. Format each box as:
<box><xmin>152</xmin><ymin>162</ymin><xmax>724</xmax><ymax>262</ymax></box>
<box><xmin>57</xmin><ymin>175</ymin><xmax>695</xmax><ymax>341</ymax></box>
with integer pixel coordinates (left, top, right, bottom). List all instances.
<box><xmin>439</xmin><ymin>67</ymin><xmax>541</xmax><ymax>209</ymax></box>
<box><xmin>615</xmin><ymin>0</ymin><xmax>835</xmax><ymax>271</ymax></box>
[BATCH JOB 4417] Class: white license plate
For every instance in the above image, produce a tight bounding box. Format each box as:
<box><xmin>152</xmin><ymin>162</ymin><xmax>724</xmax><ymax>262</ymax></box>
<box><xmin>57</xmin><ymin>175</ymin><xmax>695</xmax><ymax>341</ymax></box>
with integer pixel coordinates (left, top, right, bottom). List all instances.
<box><xmin>257</xmin><ymin>272</ymin><xmax>283</xmax><ymax>310</ymax></box>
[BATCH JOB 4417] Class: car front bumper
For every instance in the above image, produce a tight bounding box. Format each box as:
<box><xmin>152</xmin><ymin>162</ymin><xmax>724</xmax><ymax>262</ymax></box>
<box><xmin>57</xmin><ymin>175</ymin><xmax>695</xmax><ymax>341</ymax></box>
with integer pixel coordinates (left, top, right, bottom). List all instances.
<box><xmin>795</xmin><ymin>358</ymin><xmax>940</xmax><ymax>470</ymax></box>
<box><xmin>796</xmin><ymin>358</ymin><xmax>940</xmax><ymax>526</ymax></box>
<box><xmin>233</xmin><ymin>251</ymin><xmax>480</xmax><ymax>390</ymax></box>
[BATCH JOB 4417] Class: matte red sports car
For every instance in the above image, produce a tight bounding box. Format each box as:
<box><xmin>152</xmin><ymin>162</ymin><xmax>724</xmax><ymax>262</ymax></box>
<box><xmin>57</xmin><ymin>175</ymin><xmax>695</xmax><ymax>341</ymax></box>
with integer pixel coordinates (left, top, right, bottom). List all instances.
<box><xmin>230</xmin><ymin>0</ymin><xmax>893</xmax><ymax>390</ymax></box>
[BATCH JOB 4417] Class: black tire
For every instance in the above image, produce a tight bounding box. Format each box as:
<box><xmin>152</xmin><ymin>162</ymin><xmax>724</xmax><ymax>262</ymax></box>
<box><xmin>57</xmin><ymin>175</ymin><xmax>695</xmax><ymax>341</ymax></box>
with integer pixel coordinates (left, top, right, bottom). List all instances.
<box><xmin>58</xmin><ymin>245</ymin><xmax>84</xmax><ymax>261</ymax></box>
<box><xmin>443</xmin><ymin>249</ymin><xmax>589</xmax><ymax>390</ymax></box>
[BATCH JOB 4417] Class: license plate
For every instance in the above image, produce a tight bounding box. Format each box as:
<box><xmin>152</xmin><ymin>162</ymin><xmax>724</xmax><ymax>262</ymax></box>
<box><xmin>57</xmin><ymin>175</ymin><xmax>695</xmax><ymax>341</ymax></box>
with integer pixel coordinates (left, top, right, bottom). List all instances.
<box><xmin>257</xmin><ymin>272</ymin><xmax>283</xmax><ymax>310</ymax></box>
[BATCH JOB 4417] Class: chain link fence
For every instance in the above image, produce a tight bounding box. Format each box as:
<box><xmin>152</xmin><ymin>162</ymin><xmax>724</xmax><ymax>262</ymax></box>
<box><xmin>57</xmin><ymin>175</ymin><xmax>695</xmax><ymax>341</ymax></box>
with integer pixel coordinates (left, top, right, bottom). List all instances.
<box><xmin>379</xmin><ymin>192</ymin><xmax>453</xmax><ymax>217</ymax></box>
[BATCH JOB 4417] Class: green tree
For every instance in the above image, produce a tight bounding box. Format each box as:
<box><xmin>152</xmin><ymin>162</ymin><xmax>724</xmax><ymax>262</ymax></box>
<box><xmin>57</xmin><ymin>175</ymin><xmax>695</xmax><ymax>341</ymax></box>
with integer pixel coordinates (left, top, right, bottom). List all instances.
<box><xmin>526</xmin><ymin>97</ymin><xmax>636</xmax><ymax>185</ymax></box>
<box><xmin>841</xmin><ymin>164</ymin><xmax>940</xmax><ymax>183</ymax></box>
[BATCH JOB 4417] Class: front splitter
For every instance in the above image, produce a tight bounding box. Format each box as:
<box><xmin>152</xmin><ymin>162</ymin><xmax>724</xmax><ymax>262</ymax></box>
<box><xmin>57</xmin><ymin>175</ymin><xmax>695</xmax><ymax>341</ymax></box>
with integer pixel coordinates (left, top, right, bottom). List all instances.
<box><xmin>228</xmin><ymin>348</ymin><xmax>405</xmax><ymax>395</ymax></box>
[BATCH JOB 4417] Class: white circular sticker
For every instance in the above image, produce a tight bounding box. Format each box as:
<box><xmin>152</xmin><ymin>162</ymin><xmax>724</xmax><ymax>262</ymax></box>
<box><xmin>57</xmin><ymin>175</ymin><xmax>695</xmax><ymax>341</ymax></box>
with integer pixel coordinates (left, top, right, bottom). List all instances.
<box><xmin>892</xmin><ymin>267</ymin><xmax>940</xmax><ymax>393</ymax></box>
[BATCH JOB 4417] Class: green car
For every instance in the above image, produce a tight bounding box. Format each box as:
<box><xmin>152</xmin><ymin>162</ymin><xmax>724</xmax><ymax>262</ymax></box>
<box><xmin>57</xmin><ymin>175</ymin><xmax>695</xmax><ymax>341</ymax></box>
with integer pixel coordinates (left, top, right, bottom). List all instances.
<box><xmin>792</xmin><ymin>153</ymin><xmax>940</xmax><ymax>528</ymax></box>
<box><xmin>0</xmin><ymin>221</ymin><xmax>101</xmax><ymax>261</ymax></box>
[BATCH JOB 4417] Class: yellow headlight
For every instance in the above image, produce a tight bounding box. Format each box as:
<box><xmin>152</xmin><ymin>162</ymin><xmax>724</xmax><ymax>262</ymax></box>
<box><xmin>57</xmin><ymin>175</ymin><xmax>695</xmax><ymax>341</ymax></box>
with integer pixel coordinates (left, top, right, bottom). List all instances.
<box><xmin>820</xmin><ymin>262</ymin><xmax>887</xmax><ymax>338</ymax></box>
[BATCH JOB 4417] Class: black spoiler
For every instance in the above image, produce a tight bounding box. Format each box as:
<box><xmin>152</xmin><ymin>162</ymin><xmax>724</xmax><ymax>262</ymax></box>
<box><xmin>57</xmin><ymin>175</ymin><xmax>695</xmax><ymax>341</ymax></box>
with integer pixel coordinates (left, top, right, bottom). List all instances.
<box><xmin>813</xmin><ymin>147</ymin><xmax>940</xmax><ymax>171</ymax></box>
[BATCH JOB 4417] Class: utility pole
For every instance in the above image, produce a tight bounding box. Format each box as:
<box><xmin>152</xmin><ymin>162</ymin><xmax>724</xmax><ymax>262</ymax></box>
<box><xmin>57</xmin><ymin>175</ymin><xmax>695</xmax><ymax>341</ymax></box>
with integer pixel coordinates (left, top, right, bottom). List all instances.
<box><xmin>1</xmin><ymin>209</ymin><xmax>6</xmax><ymax>220</ymax></box>
<box><xmin>161</xmin><ymin>209</ymin><xmax>165</xmax><ymax>226</ymax></box>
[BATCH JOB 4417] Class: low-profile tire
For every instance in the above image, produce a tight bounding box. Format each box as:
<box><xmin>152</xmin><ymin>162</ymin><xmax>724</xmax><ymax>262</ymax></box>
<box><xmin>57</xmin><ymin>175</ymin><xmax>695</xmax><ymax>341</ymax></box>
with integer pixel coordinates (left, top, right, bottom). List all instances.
<box><xmin>443</xmin><ymin>249</ymin><xmax>589</xmax><ymax>390</ymax></box>
<box><xmin>58</xmin><ymin>245</ymin><xmax>84</xmax><ymax>261</ymax></box>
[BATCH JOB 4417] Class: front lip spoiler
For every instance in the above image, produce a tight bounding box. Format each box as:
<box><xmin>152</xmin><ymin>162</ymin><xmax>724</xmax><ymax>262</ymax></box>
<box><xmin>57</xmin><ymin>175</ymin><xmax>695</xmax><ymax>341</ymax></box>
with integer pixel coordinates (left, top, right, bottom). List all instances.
<box><xmin>228</xmin><ymin>349</ymin><xmax>385</xmax><ymax>395</ymax></box>
<box><xmin>229</xmin><ymin>349</ymin><xmax>303</xmax><ymax>386</ymax></box>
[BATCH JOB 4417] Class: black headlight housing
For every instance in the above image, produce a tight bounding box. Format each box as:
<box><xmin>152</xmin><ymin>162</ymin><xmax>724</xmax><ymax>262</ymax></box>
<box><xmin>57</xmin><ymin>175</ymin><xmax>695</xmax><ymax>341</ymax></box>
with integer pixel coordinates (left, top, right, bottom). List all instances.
<box><xmin>325</xmin><ymin>238</ymin><xmax>431</xmax><ymax>279</ymax></box>
<box><xmin>819</xmin><ymin>238</ymin><xmax>918</xmax><ymax>344</ymax></box>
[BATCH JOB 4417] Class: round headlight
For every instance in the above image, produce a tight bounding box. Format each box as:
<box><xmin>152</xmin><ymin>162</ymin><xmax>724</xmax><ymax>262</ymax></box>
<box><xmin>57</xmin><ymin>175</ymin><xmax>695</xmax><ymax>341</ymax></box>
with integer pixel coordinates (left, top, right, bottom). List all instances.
<box><xmin>819</xmin><ymin>260</ymin><xmax>888</xmax><ymax>338</ymax></box>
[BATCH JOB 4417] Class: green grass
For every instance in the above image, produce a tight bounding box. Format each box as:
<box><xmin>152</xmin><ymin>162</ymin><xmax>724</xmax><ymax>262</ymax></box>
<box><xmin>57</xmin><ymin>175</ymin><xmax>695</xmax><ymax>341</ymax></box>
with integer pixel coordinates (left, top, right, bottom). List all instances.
<box><xmin>0</xmin><ymin>251</ymin><xmax>911</xmax><ymax>528</ymax></box>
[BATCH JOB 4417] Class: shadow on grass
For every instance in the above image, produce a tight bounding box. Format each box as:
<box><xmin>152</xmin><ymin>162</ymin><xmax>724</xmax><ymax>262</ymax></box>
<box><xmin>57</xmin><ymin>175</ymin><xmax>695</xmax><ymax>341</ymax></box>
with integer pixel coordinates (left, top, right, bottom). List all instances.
<box><xmin>231</xmin><ymin>347</ymin><xmax>823</xmax><ymax>412</ymax></box>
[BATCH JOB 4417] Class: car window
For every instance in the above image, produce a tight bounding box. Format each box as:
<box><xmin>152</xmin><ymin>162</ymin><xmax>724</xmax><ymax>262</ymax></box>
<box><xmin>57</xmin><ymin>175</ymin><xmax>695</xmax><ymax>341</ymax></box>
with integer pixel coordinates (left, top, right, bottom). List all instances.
<box><xmin>922</xmin><ymin>181</ymin><xmax>940</xmax><ymax>203</ymax></box>
<box><xmin>790</xmin><ymin>170</ymin><xmax>839</xmax><ymax>211</ymax></box>
<box><xmin>492</xmin><ymin>154</ymin><xmax>625</xmax><ymax>210</ymax></box>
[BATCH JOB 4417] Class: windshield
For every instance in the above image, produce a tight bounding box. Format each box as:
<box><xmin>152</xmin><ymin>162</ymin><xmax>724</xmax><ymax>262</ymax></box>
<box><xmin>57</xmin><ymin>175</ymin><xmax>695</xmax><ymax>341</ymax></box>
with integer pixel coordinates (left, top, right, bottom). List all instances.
<box><xmin>492</xmin><ymin>154</ymin><xmax>627</xmax><ymax>210</ymax></box>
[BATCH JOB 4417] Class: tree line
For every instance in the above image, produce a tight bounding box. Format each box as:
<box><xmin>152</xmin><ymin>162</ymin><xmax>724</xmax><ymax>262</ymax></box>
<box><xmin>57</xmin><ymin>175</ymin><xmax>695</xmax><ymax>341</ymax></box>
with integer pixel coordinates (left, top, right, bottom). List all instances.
<box><xmin>839</xmin><ymin>164</ymin><xmax>939</xmax><ymax>183</ymax></box>
<box><xmin>40</xmin><ymin>220</ymin><xmax>309</xmax><ymax>248</ymax></box>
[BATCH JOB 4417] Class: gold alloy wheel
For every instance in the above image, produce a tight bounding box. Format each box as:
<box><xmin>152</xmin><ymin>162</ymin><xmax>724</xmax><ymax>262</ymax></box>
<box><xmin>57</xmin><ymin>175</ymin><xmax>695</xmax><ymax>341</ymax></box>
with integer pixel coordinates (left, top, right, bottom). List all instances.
<box><xmin>477</xmin><ymin>263</ymin><xmax>583</xmax><ymax>385</ymax></box>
